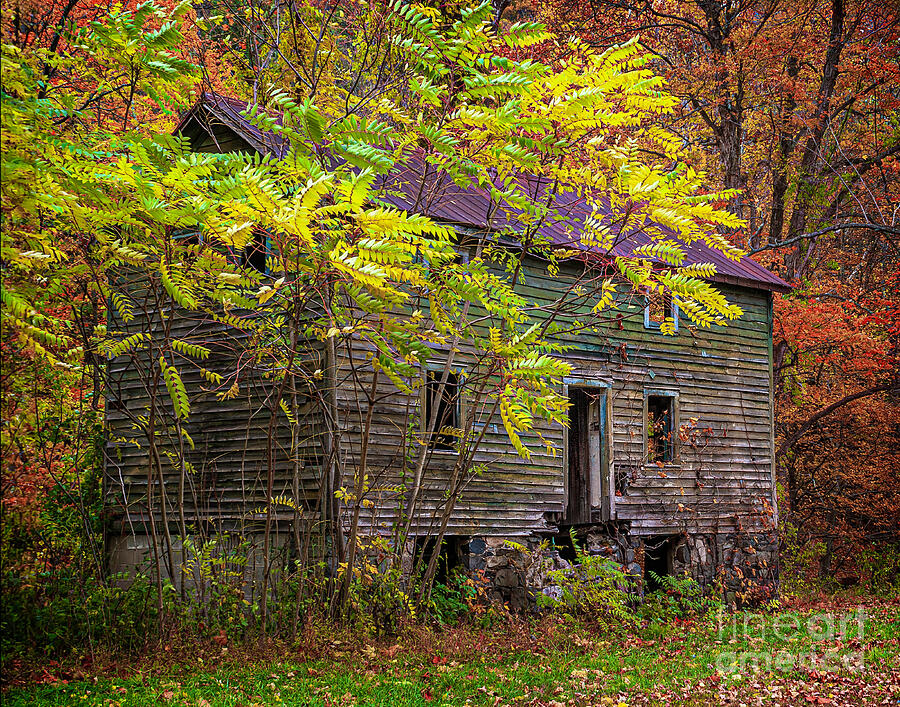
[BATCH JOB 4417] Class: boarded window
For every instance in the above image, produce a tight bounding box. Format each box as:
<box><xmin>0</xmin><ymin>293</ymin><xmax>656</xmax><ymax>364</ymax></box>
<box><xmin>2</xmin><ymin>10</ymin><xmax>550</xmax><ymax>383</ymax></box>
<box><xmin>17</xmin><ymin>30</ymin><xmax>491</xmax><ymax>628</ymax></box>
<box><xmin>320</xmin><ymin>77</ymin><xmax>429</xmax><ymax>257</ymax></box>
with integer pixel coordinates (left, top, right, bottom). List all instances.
<box><xmin>647</xmin><ymin>394</ymin><xmax>675</xmax><ymax>463</ymax></box>
<box><xmin>425</xmin><ymin>370</ymin><xmax>460</xmax><ymax>451</ymax></box>
<box><xmin>241</xmin><ymin>231</ymin><xmax>268</xmax><ymax>273</ymax></box>
<box><xmin>644</xmin><ymin>292</ymin><xmax>678</xmax><ymax>332</ymax></box>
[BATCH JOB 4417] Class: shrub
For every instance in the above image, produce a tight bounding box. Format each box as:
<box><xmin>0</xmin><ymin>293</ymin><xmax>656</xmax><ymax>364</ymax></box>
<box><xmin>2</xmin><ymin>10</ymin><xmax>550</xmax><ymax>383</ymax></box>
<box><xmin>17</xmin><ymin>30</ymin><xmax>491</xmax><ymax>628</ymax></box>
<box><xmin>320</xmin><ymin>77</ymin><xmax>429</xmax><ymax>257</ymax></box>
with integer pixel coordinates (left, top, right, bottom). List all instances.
<box><xmin>0</xmin><ymin>570</ymin><xmax>170</xmax><ymax>657</ymax></box>
<box><xmin>856</xmin><ymin>542</ymin><xmax>900</xmax><ymax>595</ymax></box>
<box><xmin>639</xmin><ymin>572</ymin><xmax>720</xmax><ymax>623</ymax></box>
<box><xmin>343</xmin><ymin>549</ymin><xmax>415</xmax><ymax>637</ymax></box>
<box><xmin>426</xmin><ymin>568</ymin><xmax>489</xmax><ymax>625</ymax></box>
<box><xmin>537</xmin><ymin>535</ymin><xmax>635</xmax><ymax>628</ymax></box>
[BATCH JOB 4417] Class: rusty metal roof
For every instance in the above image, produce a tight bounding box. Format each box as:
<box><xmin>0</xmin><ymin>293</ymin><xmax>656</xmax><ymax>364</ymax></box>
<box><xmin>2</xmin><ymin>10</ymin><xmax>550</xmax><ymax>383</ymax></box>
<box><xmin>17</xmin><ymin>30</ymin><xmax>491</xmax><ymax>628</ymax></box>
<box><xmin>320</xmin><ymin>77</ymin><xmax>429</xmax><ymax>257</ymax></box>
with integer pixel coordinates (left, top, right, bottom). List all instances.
<box><xmin>176</xmin><ymin>92</ymin><xmax>290</xmax><ymax>156</ymax></box>
<box><xmin>176</xmin><ymin>92</ymin><xmax>792</xmax><ymax>293</ymax></box>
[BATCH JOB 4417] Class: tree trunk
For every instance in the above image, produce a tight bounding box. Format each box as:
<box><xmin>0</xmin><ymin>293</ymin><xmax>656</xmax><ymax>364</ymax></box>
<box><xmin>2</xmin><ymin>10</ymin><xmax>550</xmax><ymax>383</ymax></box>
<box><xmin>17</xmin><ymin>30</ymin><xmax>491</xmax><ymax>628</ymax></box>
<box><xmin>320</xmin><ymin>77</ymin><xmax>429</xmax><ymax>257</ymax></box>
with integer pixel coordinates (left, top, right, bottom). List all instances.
<box><xmin>785</xmin><ymin>0</ymin><xmax>846</xmax><ymax>279</ymax></box>
<box><xmin>768</xmin><ymin>57</ymin><xmax>800</xmax><ymax>247</ymax></box>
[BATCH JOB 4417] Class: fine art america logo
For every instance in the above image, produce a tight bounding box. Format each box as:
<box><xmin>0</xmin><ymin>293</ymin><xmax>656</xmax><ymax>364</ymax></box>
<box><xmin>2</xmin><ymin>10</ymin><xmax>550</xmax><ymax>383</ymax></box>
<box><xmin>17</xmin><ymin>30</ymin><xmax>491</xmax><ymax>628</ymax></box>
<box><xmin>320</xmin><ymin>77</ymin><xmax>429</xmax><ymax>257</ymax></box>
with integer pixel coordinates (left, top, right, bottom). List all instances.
<box><xmin>715</xmin><ymin>608</ymin><xmax>866</xmax><ymax>675</ymax></box>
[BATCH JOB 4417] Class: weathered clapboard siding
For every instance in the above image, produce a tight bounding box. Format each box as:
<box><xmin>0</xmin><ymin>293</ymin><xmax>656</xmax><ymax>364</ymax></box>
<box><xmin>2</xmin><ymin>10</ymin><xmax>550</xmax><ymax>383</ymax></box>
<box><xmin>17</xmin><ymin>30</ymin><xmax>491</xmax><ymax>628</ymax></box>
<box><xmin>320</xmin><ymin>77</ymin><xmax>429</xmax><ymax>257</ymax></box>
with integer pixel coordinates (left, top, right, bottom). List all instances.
<box><xmin>108</xmin><ymin>113</ymin><xmax>329</xmax><ymax>535</ymax></box>
<box><xmin>104</xmin><ymin>285</ymin><xmax>327</xmax><ymax>536</ymax></box>
<box><xmin>598</xmin><ymin>283</ymin><xmax>775</xmax><ymax>535</ymax></box>
<box><xmin>105</xmin><ymin>257</ymin><xmax>775</xmax><ymax>546</ymax></box>
<box><xmin>105</xmin><ymin>100</ymin><xmax>779</xmax><ymax>563</ymax></box>
<box><xmin>324</xmin><ymin>253</ymin><xmax>776</xmax><ymax>540</ymax></box>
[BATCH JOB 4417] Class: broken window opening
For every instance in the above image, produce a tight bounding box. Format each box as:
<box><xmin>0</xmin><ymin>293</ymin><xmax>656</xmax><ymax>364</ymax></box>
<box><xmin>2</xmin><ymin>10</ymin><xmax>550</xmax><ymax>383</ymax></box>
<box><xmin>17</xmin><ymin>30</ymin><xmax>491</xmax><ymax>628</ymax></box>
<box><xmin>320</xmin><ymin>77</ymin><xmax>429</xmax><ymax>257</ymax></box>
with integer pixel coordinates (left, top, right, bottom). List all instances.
<box><xmin>647</xmin><ymin>393</ymin><xmax>676</xmax><ymax>464</ymax></box>
<box><xmin>643</xmin><ymin>535</ymin><xmax>676</xmax><ymax>592</ymax></box>
<box><xmin>425</xmin><ymin>369</ymin><xmax>460</xmax><ymax>451</ymax></box>
<box><xmin>414</xmin><ymin>535</ymin><xmax>465</xmax><ymax>586</ymax></box>
<box><xmin>644</xmin><ymin>291</ymin><xmax>678</xmax><ymax>332</ymax></box>
<box><xmin>240</xmin><ymin>230</ymin><xmax>268</xmax><ymax>274</ymax></box>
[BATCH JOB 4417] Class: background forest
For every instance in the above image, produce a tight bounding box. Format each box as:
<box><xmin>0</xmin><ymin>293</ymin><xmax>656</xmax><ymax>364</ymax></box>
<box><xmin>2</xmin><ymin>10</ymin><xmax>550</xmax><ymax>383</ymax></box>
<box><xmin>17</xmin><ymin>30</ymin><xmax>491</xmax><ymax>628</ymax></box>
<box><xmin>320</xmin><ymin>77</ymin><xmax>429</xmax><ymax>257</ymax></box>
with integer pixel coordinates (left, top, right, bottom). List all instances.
<box><xmin>541</xmin><ymin>0</ymin><xmax>900</xmax><ymax>587</ymax></box>
<box><xmin>1</xmin><ymin>0</ymin><xmax>898</xmax><ymax>663</ymax></box>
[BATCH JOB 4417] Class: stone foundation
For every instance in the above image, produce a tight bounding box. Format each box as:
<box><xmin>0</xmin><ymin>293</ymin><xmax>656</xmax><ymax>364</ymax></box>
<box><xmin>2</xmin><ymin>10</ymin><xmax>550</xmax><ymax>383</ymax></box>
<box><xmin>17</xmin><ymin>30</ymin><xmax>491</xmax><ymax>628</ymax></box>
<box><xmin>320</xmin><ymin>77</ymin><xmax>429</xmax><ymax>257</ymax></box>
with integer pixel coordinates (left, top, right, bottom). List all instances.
<box><xmin>106</xmin><ymin>531</ymin><xmax>296</xmax><ymax>591</ymax></box>
<box><xmin>108</xmin><ymin>526</ymin><xmax>779</xmax><ymax>608</ymax></box>
<box><xmin>460</xmin><ymin>526</ymin><xmax>779</xmax><ymax>608</ymax></box>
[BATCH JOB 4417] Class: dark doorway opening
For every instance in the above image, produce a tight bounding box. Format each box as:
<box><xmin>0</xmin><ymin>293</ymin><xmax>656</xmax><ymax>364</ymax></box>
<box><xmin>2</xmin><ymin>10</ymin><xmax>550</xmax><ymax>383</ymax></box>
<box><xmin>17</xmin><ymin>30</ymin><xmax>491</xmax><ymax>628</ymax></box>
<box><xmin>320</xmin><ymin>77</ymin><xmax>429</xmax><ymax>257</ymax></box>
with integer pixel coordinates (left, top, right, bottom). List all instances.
<box><xmin>643</xmin><ymin>535</ymin><xmax>675</xmax><ymax>592</ymax></box>
<box><xmin>565</xmin><ymin>387</ymin><xmax>609</xmax><ymax>524</ymax></box>
<box><xmin>566</xmin><ymin>389</ymin><xmax>591</xmax><ymax>524</ymax></box>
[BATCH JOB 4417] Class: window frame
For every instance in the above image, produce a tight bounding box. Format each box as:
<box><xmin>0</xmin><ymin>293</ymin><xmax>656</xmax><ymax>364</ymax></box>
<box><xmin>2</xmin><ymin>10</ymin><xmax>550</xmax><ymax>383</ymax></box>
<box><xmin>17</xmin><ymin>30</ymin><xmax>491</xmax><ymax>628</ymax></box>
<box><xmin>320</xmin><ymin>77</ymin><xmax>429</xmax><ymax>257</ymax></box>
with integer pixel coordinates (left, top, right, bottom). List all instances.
<box><xmin>422</xmin><ymin>363</ymin><xmax>464</xmax><ymax>454</ymax></box>
<box><xmin>643</xmin><ymin>389</ymin><xmax>679</xmax><ymax>466</ymax></box>
<box><xmin>643</xmin><ymin>292</ymin><xmax>679</xmax><ymax>333</ymax></box>
<box><xmin>414</xmin><ymin>245</ymin><xmax>471</xmax><ymax>286</ymax></box>
<box><xmin>171</xmin><ymin>228</ymin><xmax>202</xmax><ymax>244</ymax></box>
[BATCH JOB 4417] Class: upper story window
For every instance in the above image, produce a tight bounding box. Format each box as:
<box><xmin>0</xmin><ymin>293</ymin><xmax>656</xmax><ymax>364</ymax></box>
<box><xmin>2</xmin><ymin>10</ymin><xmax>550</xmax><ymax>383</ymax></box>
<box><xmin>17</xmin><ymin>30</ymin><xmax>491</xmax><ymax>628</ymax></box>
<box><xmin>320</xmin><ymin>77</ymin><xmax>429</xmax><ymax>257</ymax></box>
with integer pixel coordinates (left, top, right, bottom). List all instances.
<box><xmin>646</xmin><ymin>392</ymin><xmax>677</xmax><ymax>464</ymax></box>
<box><xmin>170</xmin><ymin>229</ymin><xmax>269</xmax><ymax>275</ymax></box>
<box><xmin>425</xmin><ymin>369</ymin><xmax>460</xmax><ymax>451</ymax></box>
<box><xmin>241</xmin><ymin>231</ymin><xmax>268</xmax><ymax>274</ymax></box>
<box><xmin>644</xmin><ymin>291</ymin><xmax>678</xmax><ymax>333</ymax></box>
<box><xmin>415</xmin><ymin>246</ymin><xmax>470</xmax><ymax>271</ymax></box>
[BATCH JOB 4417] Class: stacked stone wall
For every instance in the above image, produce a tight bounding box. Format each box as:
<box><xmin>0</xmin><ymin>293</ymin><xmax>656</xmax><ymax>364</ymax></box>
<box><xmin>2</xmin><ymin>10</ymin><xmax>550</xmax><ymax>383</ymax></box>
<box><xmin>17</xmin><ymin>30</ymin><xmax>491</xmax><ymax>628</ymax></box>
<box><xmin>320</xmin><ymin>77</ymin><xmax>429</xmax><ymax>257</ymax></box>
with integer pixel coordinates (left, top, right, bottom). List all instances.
<box><xmin>461</xmin><ymin>527</ymin><xmax>778</xmax><ymax>608</ymax></box>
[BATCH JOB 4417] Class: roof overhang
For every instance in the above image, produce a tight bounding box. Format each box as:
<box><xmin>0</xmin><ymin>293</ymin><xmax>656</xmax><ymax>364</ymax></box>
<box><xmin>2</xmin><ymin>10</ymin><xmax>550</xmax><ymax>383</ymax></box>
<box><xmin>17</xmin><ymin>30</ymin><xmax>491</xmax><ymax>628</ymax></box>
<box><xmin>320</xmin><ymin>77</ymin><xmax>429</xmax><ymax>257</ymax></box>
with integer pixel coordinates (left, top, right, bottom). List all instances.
<box><xmin>174</xmin><ymin>92</ymin><xmax>793</xmax><ymax>295</ymax></box>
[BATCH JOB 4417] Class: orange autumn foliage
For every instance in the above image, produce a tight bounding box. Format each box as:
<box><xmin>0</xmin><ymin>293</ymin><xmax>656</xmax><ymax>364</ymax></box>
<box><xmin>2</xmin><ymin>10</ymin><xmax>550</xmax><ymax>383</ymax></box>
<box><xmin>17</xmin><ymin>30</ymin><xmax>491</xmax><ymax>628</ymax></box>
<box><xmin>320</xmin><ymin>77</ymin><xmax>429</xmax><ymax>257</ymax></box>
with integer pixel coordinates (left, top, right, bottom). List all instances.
<box><xmin>535</xmin><ymin>0</ymin><xmax>900</xmax><ymax>582</ymax></box>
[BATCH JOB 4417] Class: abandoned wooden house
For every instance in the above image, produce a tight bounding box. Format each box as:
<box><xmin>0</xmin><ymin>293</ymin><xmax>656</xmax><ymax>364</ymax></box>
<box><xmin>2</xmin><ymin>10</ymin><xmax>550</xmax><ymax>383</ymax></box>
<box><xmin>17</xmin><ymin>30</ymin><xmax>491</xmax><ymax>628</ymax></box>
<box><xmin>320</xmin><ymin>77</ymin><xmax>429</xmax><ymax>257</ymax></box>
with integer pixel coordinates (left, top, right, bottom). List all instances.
<box><xmin>105</xmin><ymin>93</ymin><xmax>791</xmax><ymax>605</ymax></box>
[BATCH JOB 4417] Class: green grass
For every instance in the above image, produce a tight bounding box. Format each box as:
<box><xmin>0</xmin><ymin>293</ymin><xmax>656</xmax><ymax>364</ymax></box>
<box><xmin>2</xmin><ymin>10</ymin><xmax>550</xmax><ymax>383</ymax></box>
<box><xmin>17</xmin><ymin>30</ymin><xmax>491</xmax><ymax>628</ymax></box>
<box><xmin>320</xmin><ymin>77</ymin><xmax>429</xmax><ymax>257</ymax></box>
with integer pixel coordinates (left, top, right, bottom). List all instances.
<box><xmin>5</xmin><ymin>601</ymin><xmax>899</xmax><ymax>706</ymax></box>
